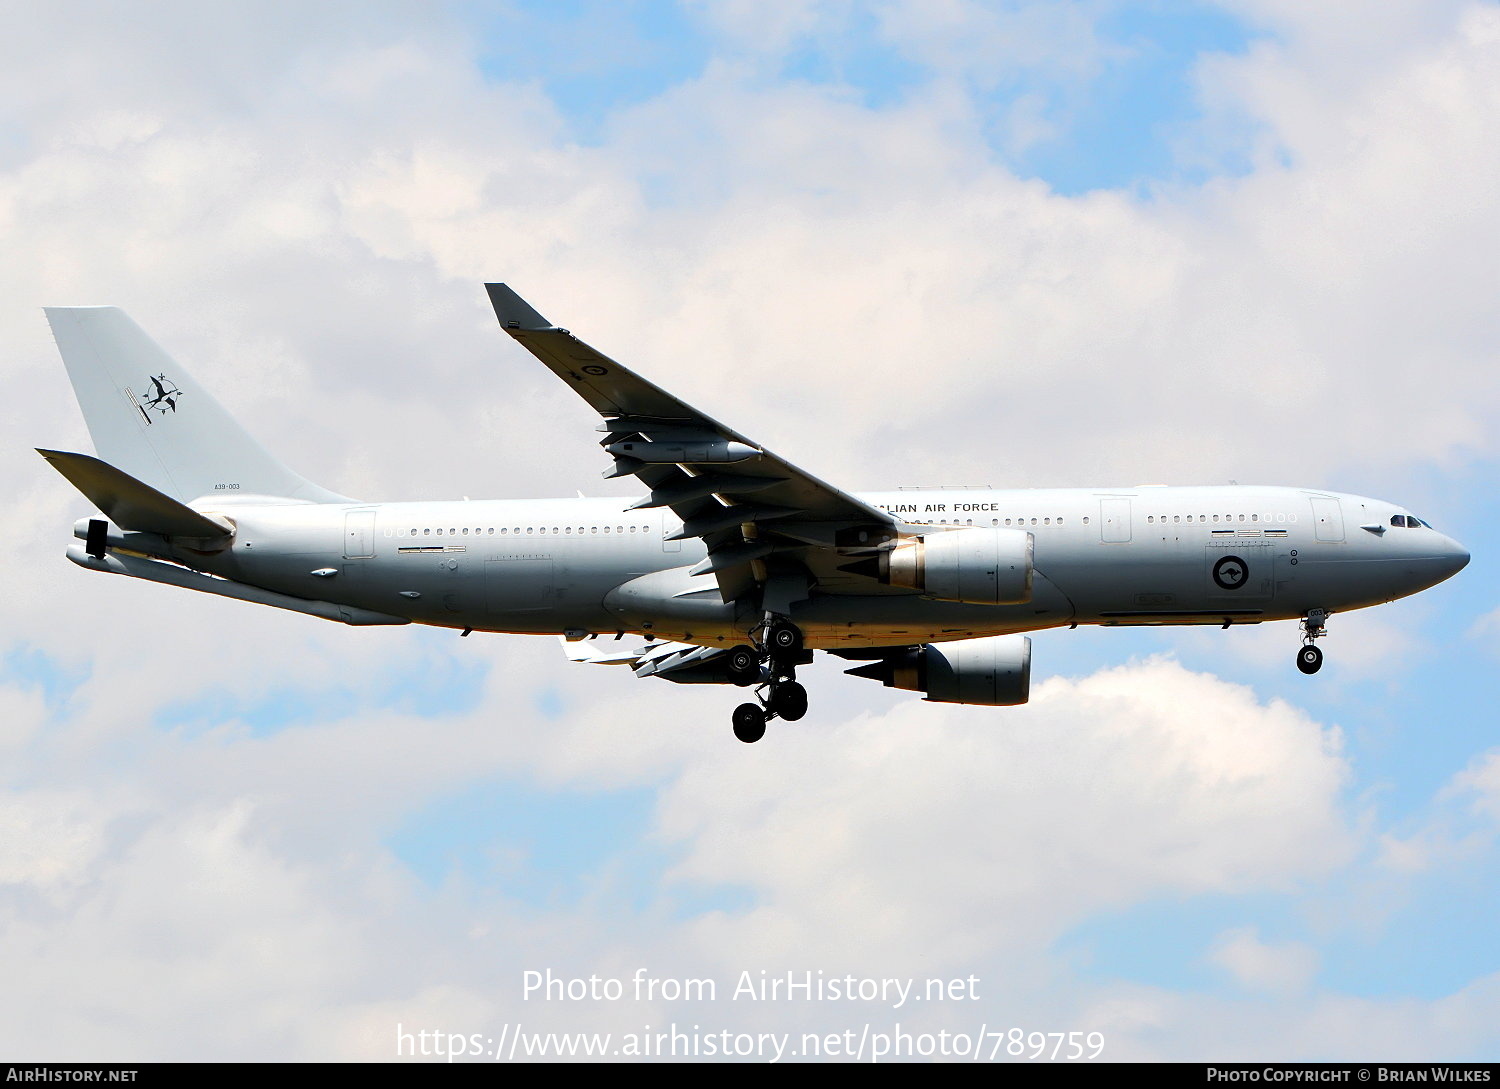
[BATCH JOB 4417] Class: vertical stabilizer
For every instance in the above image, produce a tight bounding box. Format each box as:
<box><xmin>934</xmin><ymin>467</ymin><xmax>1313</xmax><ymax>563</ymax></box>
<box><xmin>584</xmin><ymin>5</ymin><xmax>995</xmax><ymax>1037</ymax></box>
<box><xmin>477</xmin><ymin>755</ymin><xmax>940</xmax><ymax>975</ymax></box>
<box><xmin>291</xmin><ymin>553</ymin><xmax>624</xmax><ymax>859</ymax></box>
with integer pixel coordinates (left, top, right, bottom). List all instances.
<box><xmin>44</xmin><ymin>307</ymin><xmax>349</xmax><ymax>504</ymax></box>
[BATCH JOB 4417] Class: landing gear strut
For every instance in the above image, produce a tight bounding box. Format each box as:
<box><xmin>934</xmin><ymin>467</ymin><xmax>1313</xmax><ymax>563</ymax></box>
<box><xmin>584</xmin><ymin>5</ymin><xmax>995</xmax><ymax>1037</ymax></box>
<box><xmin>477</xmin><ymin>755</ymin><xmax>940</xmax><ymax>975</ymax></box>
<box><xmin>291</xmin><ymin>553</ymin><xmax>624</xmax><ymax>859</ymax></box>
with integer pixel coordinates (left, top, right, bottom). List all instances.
<box><xmin>729</xmin><ymin>618</ymin><xmax>809</xmax><ymax>742</ymax></box>
<box><xmin>1297</xmin><ymin>609</ymin><xmax>1329</xmax><ymax>675</ymax></box>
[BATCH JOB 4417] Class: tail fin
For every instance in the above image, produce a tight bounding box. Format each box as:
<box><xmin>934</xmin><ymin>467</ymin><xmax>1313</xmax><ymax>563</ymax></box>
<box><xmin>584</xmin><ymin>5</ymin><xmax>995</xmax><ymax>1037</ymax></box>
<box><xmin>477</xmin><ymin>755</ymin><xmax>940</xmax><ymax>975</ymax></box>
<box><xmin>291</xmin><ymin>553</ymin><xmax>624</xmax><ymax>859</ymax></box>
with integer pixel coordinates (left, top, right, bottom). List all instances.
<box><xmin>44</xmin><ymin>307</ymin><xmax>349</xmax><ymax>504</ymax></box>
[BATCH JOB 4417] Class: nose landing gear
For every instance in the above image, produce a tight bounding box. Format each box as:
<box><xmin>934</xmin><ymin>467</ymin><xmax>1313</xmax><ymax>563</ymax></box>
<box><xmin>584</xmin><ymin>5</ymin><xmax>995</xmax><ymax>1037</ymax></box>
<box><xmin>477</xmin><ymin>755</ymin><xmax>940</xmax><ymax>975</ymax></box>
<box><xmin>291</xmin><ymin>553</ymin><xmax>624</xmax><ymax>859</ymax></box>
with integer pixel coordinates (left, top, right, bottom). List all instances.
<box><xmin>730</xmin><ymin>618</ymin><xmax>809</xmax><ymax>743</ymax></box>
<box><xmin>1297</xmin><ymin>609</ymin><xmax>1329</xmax><ymax>675</ymax></box>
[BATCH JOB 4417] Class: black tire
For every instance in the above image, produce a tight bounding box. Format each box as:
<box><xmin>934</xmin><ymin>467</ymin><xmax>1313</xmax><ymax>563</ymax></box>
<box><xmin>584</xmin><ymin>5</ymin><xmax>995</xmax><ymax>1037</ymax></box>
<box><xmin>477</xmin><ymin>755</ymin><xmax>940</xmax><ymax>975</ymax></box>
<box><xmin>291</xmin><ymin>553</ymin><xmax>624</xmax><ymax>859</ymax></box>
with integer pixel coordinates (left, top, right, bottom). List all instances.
<box><xmin>1296</xmin><ymin>644</ymin><xmax>1323</xmax><ymax>675</ymax></box>
<box><xmin>726</xmin><ymin>644</ymin><xmax>760</xmax><ymax>686</ymax></box>
<box><xmin>767</xmin><ymin>621</ymin><xmax>802</xmax><ymax>655</ymax></box>
<box><xmin>769</xmin><ymin>681</ymin><xmax>808</xmax><ymax>722</ymax></box>
<box><xmin>732</xmin><ymin>703</ymin><xmax>766</xmax><ymax>744</ymax></box>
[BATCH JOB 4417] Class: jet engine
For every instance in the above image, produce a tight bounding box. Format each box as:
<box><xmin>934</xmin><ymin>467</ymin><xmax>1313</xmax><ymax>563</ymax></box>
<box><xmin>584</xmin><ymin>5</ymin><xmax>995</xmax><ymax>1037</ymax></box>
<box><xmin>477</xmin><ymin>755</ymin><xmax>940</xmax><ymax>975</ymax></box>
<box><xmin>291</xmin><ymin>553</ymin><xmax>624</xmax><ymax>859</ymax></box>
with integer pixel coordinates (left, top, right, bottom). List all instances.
<box><xmin>872</xmin><ymin>528</ymin><xmax>1033</xmax><ymax>605</ymax></box>
<box><xmin>845</xmin><ymin>634</ymin><xmax>1032</xmax><ymax>706</ymax></box>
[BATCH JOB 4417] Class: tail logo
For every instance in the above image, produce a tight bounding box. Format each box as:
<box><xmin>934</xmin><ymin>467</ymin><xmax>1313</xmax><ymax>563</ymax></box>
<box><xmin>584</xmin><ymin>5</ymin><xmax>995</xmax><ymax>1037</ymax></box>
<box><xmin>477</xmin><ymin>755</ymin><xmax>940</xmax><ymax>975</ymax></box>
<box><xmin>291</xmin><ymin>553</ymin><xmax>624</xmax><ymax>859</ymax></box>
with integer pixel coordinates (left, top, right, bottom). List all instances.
<box><xmin>125</xmin><ymin>374</ymin><xmax>184</xmax><ymax>426</ymax></box>
<box><xmin>142</xmin><ymin>374</ymin><xmax>183</xmax><ymax>414</ymax></box>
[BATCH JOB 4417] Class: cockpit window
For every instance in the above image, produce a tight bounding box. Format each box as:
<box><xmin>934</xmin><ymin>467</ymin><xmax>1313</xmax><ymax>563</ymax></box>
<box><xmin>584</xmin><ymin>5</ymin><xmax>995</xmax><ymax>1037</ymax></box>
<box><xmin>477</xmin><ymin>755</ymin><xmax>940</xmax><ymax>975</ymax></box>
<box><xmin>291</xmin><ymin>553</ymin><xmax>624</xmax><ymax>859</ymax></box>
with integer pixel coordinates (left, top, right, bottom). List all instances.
<box><xmin>1391</xmin><ymin>515</ymin><xmax>1408</xmax><ymax>527</ymax></box>
<box><xmin>1391</xmin><ymin>514</ymin><xmax>1431</xmax><ymax>529</ymax></box>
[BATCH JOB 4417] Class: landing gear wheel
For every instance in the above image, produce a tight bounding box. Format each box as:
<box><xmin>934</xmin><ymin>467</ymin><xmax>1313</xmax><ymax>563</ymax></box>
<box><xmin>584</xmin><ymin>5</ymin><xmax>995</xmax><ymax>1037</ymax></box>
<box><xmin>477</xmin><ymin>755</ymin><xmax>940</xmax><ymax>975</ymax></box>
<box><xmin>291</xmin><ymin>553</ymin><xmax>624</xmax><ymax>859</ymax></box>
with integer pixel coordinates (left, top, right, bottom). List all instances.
<box><xmin>767</xmin><ymin>620</ymin><xmax>803</xmax><ymax>655</ymax></box>
<box><xmin>726</xmin><ymin>645</ymin><xmax>760</xmax><ymax>686</ymax></box>
<box><xmin>1296</xmin><ymin>644</ymin><xmax>1323</xmax><ymax>675</ymax></box>
<box><xmin>768</xmin><ymin>681</ymin><xmax>808</xmax><ymax>722</ymax></box>
<box><xmin>732</xmin><ymin>703</ymin><xmax>767</xmax><ymax>744</ymax></box>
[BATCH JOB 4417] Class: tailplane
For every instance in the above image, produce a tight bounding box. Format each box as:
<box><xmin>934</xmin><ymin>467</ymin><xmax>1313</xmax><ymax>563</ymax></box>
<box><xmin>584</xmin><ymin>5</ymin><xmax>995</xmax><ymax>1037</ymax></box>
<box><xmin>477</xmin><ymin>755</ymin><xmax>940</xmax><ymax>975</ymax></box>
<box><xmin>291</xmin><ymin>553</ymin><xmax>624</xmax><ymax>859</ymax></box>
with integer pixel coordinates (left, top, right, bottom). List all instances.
<box><xmin>44</xmin><ymin>307</ymin><xmax>348</xmax><ymax>504</ymax></box>
<box><xmin>37</xmin><ymin>449</ymin><xmax>233</xmax><ymax>540</ymax></box>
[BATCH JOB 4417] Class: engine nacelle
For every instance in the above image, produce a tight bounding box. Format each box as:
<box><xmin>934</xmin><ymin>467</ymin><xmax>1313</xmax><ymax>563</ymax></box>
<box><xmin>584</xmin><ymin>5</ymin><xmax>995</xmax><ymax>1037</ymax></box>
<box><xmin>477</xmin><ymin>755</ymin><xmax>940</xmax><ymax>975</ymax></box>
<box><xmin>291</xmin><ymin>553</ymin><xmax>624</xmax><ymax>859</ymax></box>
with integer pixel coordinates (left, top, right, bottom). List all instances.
<box><xmin>881</xmin><ymin>528</ymin><xmax>1033</xmax><ymax>605</ymax></box>
<box><xmin>846</xmin><ymin>635</ymin><xmax>1032</xmax><ymax>706</ymax></box>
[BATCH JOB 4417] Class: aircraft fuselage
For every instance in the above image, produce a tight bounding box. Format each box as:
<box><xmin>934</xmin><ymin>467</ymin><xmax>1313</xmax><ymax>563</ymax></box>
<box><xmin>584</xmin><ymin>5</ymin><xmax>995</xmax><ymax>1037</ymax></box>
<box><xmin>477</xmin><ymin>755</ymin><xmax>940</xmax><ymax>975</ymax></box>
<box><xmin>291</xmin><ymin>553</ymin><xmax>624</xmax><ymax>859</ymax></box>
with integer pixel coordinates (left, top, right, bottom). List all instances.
<box><xmin>143</xmin><ymin>483</ymin><xmax>1468</xmax><ymax>650</ymax></box>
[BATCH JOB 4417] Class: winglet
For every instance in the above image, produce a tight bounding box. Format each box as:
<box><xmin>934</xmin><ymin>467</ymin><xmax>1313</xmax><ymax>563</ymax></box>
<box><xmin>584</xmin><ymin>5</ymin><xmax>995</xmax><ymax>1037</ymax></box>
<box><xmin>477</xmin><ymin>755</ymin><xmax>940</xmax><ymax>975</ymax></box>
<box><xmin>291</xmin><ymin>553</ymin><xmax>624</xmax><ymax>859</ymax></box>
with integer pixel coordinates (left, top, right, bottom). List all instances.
<box><xmin>485</xmin><ymin>283</ymin><xmax>555</xmax><ymax>332</ymax></box>
<box><xmin>38</xmin><ymin>449</ymin><xmax>232</xmax><ymax>539</ymax></box>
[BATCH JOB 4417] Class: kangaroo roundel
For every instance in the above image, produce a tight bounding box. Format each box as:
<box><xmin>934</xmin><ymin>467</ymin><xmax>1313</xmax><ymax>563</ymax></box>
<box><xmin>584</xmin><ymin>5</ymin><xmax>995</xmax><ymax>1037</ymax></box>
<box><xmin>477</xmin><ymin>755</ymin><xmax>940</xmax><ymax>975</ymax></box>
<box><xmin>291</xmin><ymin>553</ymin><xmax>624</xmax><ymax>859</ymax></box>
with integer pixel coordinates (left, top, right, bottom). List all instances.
<box><xmin>1212</xmin><ymin>554</ymin><xmax>1249</xmax><ymax>590</ymax></box>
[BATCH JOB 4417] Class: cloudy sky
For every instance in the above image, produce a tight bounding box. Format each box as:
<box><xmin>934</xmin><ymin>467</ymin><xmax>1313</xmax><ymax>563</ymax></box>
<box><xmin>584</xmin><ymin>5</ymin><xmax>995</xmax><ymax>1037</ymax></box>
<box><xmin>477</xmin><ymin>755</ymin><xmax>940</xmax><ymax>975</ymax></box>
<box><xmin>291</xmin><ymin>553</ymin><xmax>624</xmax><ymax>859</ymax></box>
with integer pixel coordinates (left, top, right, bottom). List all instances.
<box><xmin>2</xmin><ymin>0</ymin><xmax>1497</xmax><ymax>1062</ymax></box>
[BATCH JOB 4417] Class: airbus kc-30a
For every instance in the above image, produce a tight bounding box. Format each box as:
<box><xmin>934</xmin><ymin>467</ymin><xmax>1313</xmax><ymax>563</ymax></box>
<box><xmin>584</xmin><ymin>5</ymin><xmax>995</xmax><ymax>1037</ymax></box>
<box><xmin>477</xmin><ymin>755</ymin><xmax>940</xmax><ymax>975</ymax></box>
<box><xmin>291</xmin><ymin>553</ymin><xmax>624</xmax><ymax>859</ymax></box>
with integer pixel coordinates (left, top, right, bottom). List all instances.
<box><xmin>39</xmin><ymin>285</ymin><xmax>1470</xmax><ymax>742</ymax></box>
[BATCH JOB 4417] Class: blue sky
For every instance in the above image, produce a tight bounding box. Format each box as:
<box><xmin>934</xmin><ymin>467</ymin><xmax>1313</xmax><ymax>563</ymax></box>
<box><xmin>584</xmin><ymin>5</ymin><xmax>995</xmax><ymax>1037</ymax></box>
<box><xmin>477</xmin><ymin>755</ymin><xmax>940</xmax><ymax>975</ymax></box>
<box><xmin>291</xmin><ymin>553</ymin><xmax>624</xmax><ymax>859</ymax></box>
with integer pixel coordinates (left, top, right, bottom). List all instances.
<box><xmin>476</xmin><ymin>0</ymin><xmax>1263</xmax><ymax>191</ymax></box>
<box><xmin>1</xmin><ymin>0</ymin><xmax>1498</xmax><ymax>1063</ymax></box>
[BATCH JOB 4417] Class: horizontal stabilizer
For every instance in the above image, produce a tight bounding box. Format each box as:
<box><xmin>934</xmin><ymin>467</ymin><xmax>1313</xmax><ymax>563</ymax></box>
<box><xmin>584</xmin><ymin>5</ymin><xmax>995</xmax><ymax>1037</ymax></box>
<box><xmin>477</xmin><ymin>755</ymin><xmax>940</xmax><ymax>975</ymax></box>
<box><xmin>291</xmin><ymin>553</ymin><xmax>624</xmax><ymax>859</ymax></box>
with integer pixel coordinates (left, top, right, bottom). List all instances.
<box><xmin>38</xmin><ymin>449</ymin><xmax>232</xmax><ymax>539</ymax></box>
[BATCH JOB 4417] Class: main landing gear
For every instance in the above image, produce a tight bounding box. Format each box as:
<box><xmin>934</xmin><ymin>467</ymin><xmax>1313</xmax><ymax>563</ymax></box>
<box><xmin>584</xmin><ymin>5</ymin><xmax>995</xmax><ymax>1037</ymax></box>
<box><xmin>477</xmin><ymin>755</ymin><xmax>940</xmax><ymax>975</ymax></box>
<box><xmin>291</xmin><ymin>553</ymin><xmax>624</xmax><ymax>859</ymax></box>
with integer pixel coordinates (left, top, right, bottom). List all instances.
<box><xmin>729</xmin><ymin>618</ymin><xmax>810</xmax><ymax>743</ymax></box>
<box><xmin>1297</xmin><ymin>609</ymin><xmax>1329</xmax><ymax>675</ymax></box>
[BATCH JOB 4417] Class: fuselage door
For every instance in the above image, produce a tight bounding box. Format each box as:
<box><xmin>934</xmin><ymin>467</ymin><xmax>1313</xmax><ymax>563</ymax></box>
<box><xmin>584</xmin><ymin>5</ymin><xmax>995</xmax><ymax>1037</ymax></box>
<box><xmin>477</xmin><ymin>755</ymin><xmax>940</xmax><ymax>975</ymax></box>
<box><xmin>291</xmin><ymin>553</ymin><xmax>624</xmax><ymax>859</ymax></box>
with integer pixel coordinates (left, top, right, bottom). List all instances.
<box><xmin>1100</xmin><ymin>498</ymin><xmax>1132</xmax><ymax>543</ymax></box>
<box><xmin>343</xmin><ymin>510</ymin><xmax>376</xmax><ymax>559</ymax></box>
<box><xmin>1310</xmin><ymin>497</ymin><xmax>1345</xmax><ymax>542</ymax></box>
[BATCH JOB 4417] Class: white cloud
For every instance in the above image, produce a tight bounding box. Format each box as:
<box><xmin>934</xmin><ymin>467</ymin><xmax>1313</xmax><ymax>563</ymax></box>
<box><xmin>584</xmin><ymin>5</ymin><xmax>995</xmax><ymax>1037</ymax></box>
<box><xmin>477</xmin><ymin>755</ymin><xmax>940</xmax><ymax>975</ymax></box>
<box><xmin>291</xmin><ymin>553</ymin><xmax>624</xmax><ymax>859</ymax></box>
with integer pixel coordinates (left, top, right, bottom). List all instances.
<box><xmin>1373</xmin><ymin>747</ymin><xmax>1500</xmax><ymax>880</ymax></box>
<box><xmin>1450</xmin><ymin>750</ymin><xmax>1500</xmax><ymax>825</ymax></box>
<box><xmin>0</xmin><ymin>791</ymin><xmax>107</xmax><ymax>891</ymax></box>
<box><xmin>873</xmin><ymin>0</ymin><xmax>1116</xmax><ymax>89</ymax></box>
<box><xmin>0</xmin><ymin>684</ymin><xmax>49</xmax><ymax>756</ymax></box>
<box><xmin>658</xmin><ymin>659</ymin><xmax>1351</xmax><ymax>973</ymax></box>
<box><xmin>1077</xmin><ymin>971</ymin><xmax>1500</xmax><ymax>1061</ymax></box>
<box><xmin>1208</xmin><ymin>926</ymin><xmax>1319</xmax><ymax>993</ymax></box>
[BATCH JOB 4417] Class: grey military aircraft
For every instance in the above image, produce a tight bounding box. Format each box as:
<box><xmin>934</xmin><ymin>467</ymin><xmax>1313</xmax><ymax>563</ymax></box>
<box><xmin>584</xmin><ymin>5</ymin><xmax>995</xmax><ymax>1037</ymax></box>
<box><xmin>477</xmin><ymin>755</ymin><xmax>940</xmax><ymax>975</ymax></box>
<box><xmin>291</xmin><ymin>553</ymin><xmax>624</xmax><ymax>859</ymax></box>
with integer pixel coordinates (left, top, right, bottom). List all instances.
<box><xmin>40</xmin><ymin>285</ymin><xmax>1470</xmax><ymax>742</ymax></box>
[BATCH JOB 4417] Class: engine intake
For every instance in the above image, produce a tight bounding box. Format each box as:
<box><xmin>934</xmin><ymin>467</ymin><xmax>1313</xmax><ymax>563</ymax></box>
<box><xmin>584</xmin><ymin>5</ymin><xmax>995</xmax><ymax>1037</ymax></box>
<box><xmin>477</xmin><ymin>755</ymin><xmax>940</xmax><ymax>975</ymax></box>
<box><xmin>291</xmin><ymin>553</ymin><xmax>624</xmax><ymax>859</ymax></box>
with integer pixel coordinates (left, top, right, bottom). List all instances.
<box><xmin>845</xmin><ymin>635</ymin><xmax>1032</xmax><ymax>706</ymax></box>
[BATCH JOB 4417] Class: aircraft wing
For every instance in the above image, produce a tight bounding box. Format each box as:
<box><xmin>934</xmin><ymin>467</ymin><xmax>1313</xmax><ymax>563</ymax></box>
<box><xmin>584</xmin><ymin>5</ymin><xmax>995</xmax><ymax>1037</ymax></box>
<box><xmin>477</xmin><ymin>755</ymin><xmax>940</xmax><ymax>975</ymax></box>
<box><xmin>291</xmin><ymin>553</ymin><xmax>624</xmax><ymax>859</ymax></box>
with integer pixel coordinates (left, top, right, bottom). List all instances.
<box><xmin>488</xmin><ymin>283</ymin><xmax>899</xmax><ymax>609</ymax></box>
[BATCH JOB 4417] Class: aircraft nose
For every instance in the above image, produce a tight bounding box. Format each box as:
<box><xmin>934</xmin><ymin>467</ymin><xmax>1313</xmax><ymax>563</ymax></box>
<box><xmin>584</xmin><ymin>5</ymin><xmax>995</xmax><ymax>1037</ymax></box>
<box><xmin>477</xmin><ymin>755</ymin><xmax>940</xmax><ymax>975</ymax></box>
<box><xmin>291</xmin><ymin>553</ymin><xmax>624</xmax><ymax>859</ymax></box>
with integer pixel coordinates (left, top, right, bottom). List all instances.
<box><xmin>1436</xmin><ymin>535</ymin><xmax>1471</xmax><ymax>581</ymax></box>
<box><xmin>1390</xmin><ymin>534</ymin><xmax>1469</xmax><ymax>596</ymax></box>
